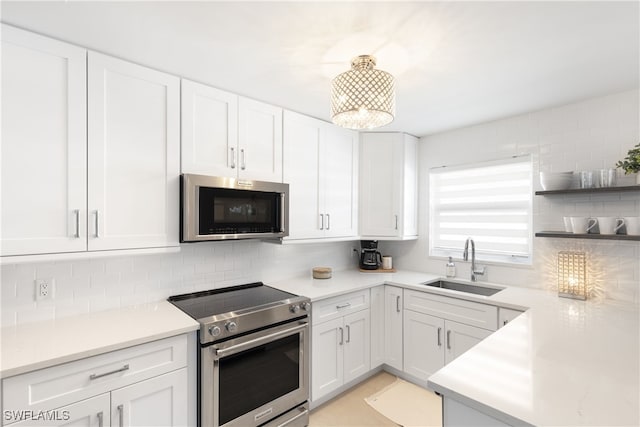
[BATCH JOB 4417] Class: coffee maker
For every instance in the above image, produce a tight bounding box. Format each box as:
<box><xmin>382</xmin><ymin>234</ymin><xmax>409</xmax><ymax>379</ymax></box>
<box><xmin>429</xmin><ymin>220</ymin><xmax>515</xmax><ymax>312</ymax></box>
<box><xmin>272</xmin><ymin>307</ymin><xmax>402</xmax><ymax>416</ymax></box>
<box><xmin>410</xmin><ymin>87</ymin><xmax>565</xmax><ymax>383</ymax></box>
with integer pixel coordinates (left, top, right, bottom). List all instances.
<box><xmin>359</xmin><ymin>240</ymin><xmax>382</xmax><ymax>270</ymax></box>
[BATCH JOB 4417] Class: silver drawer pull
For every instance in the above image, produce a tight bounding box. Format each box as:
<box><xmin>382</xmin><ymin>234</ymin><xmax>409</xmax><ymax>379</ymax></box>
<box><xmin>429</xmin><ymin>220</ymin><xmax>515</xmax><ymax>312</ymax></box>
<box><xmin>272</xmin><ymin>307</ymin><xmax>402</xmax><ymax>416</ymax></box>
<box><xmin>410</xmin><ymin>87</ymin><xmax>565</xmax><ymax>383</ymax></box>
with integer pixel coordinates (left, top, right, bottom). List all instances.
<box><xmin>336</xmin><ymin>303</ymin><xmax>351</xmax><ymax>309</ymax></box>
<box><xmin>89</xmin><ymin>364</ymin><xmax>129</xmax><ymax>380</ymax></box>
<box><xmin>97</xmin><ymin>412</ymin><xmax>104</xmax><ymax>427</ymax></box>
<box><xmin>447</xmin><ymin>330</ymin><xmax>452</xmax><ymax>350</ymax></box>
<box><xmin>275</xmin><ymin>407</ymin><xmax>309</xmax><ymax>427</ymax></box>
<box><xmin>437</xmin><ymin>327</ymin><xmax>442</xmax><ymax>347</ymax></box>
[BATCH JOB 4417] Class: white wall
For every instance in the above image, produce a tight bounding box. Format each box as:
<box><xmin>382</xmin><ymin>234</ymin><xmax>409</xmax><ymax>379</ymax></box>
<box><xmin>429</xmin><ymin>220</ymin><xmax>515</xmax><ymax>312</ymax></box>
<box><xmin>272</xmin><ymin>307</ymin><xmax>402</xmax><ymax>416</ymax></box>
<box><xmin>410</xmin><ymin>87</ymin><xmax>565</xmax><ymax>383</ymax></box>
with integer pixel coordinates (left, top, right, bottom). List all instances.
<box><xmin>1</xmin><ymin>241</ymin><xmax>358</xmax><ymax>326</ymax></box>
<box><xmin>384</xmin><ymin>89</ymin><xmax>640</xmax><ymax>304</ymax></box>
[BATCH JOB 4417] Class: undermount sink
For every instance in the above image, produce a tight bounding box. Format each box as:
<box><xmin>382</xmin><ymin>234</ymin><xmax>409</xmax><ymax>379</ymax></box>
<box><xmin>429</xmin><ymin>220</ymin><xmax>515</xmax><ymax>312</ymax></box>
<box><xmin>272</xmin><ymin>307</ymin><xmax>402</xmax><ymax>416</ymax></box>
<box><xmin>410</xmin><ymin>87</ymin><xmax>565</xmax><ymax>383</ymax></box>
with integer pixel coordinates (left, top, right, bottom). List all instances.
<box><xmin>422</xmin><ymin>280</ymin><xmax>504</xmax><ymax>296</ymax></box>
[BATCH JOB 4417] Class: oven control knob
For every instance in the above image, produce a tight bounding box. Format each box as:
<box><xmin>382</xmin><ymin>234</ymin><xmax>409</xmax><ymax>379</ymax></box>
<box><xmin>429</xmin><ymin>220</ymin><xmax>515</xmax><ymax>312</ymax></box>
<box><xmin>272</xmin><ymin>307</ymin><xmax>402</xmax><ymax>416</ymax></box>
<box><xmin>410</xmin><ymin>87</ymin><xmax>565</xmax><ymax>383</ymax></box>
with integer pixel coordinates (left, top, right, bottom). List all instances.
<box><xmin>290</xmin><ymin>304</ymin><xmax>300</xmax><ymax>314</ymax></box>
<box><xmin>225</xmin><ymin>321</ymin><xmax>238</xmax><ymax>332</ymax></box>
<box><xmin>301</xmin><ymin>302</ymin><xmax>311</xmax><ymax>311</ymax></box>
<box><xmin>208</xmin><ymin>325</ymin><xmax>221</xmax><ymax>337</ymax></box>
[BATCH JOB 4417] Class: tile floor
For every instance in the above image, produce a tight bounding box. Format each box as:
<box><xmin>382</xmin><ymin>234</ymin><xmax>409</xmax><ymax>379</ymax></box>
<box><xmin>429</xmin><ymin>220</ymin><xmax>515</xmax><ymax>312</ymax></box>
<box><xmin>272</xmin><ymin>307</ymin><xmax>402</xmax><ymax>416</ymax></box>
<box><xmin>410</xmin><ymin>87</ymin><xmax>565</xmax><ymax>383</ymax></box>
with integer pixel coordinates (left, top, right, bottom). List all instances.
<box><xmin>308</xmin><ymin>372</ymin><xmax>403</xmax><ymax>426</ymax></box>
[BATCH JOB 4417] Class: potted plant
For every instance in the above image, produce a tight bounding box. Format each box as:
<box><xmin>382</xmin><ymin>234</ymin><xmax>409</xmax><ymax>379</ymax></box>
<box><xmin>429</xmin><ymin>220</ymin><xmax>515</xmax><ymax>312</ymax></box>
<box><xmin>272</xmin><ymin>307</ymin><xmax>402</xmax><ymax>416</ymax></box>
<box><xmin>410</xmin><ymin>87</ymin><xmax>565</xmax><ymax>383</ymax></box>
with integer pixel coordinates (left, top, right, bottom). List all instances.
<box><xmin>616</xmin><ymin>143</ymin><xmax>640</xmax><ymax>184</ymax></box>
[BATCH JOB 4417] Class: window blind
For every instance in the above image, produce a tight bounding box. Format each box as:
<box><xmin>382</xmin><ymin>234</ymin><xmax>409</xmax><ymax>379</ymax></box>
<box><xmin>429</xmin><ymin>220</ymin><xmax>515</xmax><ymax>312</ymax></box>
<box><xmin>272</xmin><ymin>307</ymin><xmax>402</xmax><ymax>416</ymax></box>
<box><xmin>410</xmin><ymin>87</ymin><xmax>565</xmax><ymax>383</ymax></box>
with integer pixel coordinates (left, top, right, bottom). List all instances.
<box><xmin>429</xmin><ymin>156</ymin><xmax>533</xmax><ymax>264</ymax></box>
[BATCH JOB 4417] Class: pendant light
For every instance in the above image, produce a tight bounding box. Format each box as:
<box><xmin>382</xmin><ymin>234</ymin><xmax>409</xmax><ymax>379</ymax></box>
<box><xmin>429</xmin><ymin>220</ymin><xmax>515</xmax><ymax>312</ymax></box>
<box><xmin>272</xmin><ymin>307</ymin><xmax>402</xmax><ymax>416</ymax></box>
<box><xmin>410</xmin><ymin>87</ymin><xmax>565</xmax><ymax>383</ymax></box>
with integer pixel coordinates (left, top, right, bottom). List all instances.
<box><xmin>330</xmin><ymin>55</ymin><xmax>395</xmax><ymax>130</ymax></box>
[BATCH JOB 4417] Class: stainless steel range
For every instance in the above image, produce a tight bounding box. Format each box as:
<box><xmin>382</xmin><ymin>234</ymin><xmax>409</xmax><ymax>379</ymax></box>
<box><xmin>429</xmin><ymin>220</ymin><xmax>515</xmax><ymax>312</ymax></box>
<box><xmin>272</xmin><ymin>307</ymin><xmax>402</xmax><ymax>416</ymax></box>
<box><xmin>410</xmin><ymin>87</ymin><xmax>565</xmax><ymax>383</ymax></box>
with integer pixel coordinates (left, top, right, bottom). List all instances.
<box><xmin>169</xmin><ymin>283</ymin><xmax>310</xmax><ymax>427</ymax></box>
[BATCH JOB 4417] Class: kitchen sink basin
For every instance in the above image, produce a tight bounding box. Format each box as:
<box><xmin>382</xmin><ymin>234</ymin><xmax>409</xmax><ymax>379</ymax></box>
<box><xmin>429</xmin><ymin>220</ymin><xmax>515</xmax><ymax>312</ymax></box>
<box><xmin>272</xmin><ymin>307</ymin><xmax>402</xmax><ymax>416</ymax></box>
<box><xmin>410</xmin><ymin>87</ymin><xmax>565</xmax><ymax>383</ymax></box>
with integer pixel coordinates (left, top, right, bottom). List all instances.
<box><xmin>422</xmin><ymin>280</ymin><xmax>504</xmax><ymax>296</ymax></box>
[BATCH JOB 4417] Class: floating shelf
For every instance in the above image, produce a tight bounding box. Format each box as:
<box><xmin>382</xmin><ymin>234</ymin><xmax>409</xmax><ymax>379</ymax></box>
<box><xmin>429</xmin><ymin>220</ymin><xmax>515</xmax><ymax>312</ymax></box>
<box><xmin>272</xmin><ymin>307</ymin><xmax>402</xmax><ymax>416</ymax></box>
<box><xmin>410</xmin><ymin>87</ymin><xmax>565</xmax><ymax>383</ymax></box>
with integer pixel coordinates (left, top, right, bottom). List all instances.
<box><xmin>535</xmin><ymin>231</ymin><xmax>640</xmax><ymax>241</ymax></box>
<box><xmin>535</xmin><ymin>185</ymin><xmax>640</xmax><ymax>196</ymax></box>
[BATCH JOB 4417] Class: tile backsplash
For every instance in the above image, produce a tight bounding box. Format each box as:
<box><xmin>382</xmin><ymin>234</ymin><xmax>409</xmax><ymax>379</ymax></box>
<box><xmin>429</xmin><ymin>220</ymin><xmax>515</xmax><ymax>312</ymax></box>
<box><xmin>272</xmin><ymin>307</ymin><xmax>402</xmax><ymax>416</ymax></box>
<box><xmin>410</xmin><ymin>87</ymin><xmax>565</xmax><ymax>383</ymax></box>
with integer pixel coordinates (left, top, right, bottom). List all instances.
<box><xmin>385</xmin><ymin>89</ymin><xmax>640</xmax><ymax>304</ymax></box>
<box><xmin>1</xmin><ymin>240</ymin><xmax>357</xmax><ymax>327</ymax></box>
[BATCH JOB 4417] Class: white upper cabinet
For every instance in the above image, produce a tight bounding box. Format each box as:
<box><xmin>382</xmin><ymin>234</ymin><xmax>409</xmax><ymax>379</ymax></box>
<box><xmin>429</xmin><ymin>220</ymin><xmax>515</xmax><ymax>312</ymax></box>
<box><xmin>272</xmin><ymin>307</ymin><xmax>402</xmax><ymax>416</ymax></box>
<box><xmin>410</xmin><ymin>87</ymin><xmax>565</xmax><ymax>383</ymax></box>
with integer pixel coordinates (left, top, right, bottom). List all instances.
<box><xmin>359</xmin><ymin>132</ymin><xmax>418</xmax><ymax>240</ymax></box>
<box><xmin>180</xmin><ymin>82</ymin><xmax>283</xmax><ymax>182</ymax></box>
<box><xmin>181</xmin><ymin>79</ymin><xmax>238</xmax><ymax>177</ymax></box>
<box><xmin>88</xmin><ymin>52</ymin><xmax>180</xmax><ymax>251</ymax></box>
<box><xmin>283</xmin><ymin>111</ymin><xmax>358</xmax><ymax>241</ymax></box>
<box><xmin>1</xmin><ymin>25</ymin><xmax>88</xmax><ymax>256</ymax></box>
<box><xmin>238</xmin><ymin>97</ymin><xmax>283</xmax><ymax>182</ymax></box>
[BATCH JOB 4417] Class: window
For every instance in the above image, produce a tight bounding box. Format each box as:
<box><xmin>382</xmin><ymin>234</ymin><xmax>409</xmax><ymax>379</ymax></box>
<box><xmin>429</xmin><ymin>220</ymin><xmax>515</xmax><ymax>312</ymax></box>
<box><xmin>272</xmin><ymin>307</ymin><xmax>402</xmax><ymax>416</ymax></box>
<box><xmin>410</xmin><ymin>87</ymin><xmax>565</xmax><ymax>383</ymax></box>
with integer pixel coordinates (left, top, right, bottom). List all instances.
<box><xmin>429</xmin><ymin>155</ymin><xmax>533</xmax><ymax>265</ymax></box>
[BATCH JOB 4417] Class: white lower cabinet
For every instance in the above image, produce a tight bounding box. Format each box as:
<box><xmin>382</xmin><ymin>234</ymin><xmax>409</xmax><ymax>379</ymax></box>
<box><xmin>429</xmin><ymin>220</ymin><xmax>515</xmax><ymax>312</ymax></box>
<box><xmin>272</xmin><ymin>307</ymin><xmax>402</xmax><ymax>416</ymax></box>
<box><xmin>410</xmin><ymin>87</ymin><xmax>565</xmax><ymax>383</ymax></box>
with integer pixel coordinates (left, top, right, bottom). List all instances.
<box><xmin>499</xmin><ymin>307</ymin><xmax>524</xmax><ymax>328</ymax></box>
<box><xmin>403</xmin><ymin>289</ymin><xmax>496</xmax><ymax>382</ymax></box>
<box><xmin>9</xmin><ymin>394</ymin><xmax>110</xmax><ymax>427</ymax></box>
<box><xmin>2</xmin><ymin>335</ymin><xmax>189</xmax><ymax>427</ymax></box>
<box><xmin>384</xmin><ymin>286</ymin><xmax>403</xmax><ymax>371</ymax></box>
<box><xmin>111</xmin><ymin>369</ymin><xmax>188</xmax><ymax>427</ymax></box>
<box><xmin>311</xmin><ymin>290</ymin><xmax>370</xmax><ymax>402</ymax></box>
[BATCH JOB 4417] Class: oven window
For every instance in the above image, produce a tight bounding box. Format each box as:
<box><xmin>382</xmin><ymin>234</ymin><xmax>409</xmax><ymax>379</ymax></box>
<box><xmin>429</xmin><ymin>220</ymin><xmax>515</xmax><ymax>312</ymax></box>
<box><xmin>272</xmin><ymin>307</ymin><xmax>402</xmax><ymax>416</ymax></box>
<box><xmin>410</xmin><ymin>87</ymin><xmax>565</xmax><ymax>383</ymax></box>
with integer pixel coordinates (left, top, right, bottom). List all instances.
<box><xmin>219</xmin><ymin>334</ymin><xmax>300</xmax><ymax>425</ymax></box>
<box><xmin>198</xmin><ymin>187</ymin><xmax>280</xmax><ymax>234</ymax></box>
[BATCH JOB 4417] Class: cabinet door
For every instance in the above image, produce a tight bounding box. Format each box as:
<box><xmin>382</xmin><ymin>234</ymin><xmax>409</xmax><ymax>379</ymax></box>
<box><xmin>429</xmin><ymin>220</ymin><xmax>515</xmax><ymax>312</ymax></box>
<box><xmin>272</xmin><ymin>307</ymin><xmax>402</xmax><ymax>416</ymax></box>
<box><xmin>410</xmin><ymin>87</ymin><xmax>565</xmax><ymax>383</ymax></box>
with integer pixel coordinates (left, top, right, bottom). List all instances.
<box><xmin>87</xmin><ymin>52</ymin><xmax>180</xmax><ymax>250</ymax></box>
<box><xmin>111</xmin><ymin>368</ymin><xmax>188</xmax><ymax>427</ymax></box>
<box><xmin>322</xmin><ymin>125</ymin><xmax>358</xmax><ymax>238</ymax></box>
<box><xmin>370</xmin><ymin>286</ymin><xmax>385</xmax><ymax>369</ymax></box>
<box><xmin>498</xmin><ymin>307</ymin><xmax>523</xmax><ymax>328</ymax></box>
<box><xmin>9</xmin><ymin>394</ymin><xmax>110</xmax><ymax>427</ymax></box>
<box><xmin>384</xmin><ymin>286</ymin><xmax>404</xmax><ymax>370</ymax></box>
<box><xmin>1</xmin><ymin>24</ymin><xmax>87</xmax><ymax>256</ymax></box>
<box><xmin>444</xmin><ymin>320</ymin><xmax>492</xmax><ymax>365</ymax></box>
<box><xmin>282</xmin><ymin>111</ymin><xmax>323</xmax><ymax>239</ymax></box>
<box><xmin>403</xmin><ymin>310</ymin><xmax>444</xmax><ymax>382</ymax></box>
<box><xmin>401</xmin><ymin>134</ymin><xmax>418</xmax><ymax>237</ymax></box>
<box><xmin>311</xmin><ymin>318</ymin><xmax>343</xmax><ymax>401</ymax></box>
<box><xmin>181</xmin><ymin>79</ymin><xmax>238</xmax><ymax>176</ymax></box>
<box><xmin>343</xmin><ymin>310</ymin><xmax>370</xmax><ymax>384</ymax></box>
<box><xmin>238</xmin><ymin>97</ymin><xmax>282</xmax><ymax>182</ymax></box>
<box><xmin>359</xmin><ymin>133</ymin><xmax>401</xmax><ymax>237</ymax></box>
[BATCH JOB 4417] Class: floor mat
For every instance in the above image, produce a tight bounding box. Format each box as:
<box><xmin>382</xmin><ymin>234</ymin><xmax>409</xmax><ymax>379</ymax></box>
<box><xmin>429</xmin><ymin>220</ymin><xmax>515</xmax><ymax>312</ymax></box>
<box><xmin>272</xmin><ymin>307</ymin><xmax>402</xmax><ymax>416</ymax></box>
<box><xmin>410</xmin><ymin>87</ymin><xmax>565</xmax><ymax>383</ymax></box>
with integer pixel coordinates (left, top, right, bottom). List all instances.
<box><xmin>364</xmin><ymin>378</ymin><xmax>442</xmax><ymax>427</ymax></box>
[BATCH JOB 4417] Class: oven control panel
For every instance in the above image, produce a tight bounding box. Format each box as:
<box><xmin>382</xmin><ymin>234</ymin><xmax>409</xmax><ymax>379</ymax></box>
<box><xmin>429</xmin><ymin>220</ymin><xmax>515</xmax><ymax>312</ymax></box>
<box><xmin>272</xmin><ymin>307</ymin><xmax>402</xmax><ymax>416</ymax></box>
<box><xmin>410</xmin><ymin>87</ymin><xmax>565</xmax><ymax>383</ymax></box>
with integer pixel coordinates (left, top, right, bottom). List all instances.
<box><xmin>201</xmin><ymin>297</ymin><xmax>311</xmax><ymax>344</ymax></box>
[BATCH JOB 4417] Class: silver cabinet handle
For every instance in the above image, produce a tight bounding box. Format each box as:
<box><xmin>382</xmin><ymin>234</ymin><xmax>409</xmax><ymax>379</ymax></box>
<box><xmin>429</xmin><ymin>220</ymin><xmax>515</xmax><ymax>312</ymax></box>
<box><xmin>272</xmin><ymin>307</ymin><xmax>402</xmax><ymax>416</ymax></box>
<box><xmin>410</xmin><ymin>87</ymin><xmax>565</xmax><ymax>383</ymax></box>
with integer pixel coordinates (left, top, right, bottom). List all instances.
<box><xmin>319</xmin><ymin>214</ymin><xmax>324</xmax><ymax>230</ymax></box>
<box><xmin>93</xmin><ymin>210</ymin><xmax>100</xmax><ymax>238</ymax></box>
<box><xmin>437</xmin><ymin>327</ymin><xmax>442</xmax><ymax>347</ymax></box>
<box><xmin>89</xmin><ymin>364</ymin><xmax>129</xmax><ymax>380</ymax></box>
<box><xmin>346</xmin><ymin>324</ymin><xmax>351</xmax><ymax>343</ymax></box>
<box><xmin>396</xmin><ymin>295</ymin><xmax>400</xmax><ymax>313</ymax></box>
<box><xmin>447</xmin><ymin>330</ymin><xmax>452</xmax><ymax>350</ymax></box>
<box><xmin>240</xmin><ymin>148</ymin><xmax>246</xmax><ymax>170</ymax></box>
<box><xmin>336</xmin><ymin>302</ymin><xmax>351</xmax><ymax>309</ymax></box>
<box><xmin>395</xmin><ymin>215</ymin><xmax>398</xmax><ymax>230</ymax></box>
<box><xmin>117</xmin><ymin>404</ymin><xmax>124</xmax><ymax>427</ymax></box>
<box><xmin>97</xmin><ymin>412</ymin><xmax>104</xmax><ymax>427</ymax></box>
<box><xmin>326</xmin><ymin>213</ymin><xmax>330</xmax><ymax>230</ymax></box>
<box><xmin>73</xmin><ymin>209</ymin><xmax>80</xmax><ymax>238</ymax></box>
<box><xmin>230</xmin><ymin>147</ymin><xmax>236</xmax><ymax>169</ymax></box>
<box><xmin>339</xmin><ymin>327</ymin><xmax>344</xmax><ymax>345</ymax></box>
<box><xmin>503</xmin><ymin>319</ymin><xmax>509</xmax><ymax>326</ymax></box>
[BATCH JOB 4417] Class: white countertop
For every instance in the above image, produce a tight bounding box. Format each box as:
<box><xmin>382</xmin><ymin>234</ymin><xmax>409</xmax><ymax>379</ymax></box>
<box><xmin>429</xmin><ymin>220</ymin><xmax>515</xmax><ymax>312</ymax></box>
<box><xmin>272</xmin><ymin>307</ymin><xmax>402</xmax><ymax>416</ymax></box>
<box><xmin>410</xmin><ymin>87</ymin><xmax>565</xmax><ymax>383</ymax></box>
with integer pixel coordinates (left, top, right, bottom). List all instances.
<box><xmin>270</xmin><ymin>269</ymin><xmax>640</xmax><ymax>427</ymax></box>
<box><xmin>1</xmin><ymin>269</ymin><xmax>637</xmax><ymax>426</ymax></box>
<box><xmin>0</xmin><ymin>301</ymin><xmax>199</xmax><ymax>378</ymax></box>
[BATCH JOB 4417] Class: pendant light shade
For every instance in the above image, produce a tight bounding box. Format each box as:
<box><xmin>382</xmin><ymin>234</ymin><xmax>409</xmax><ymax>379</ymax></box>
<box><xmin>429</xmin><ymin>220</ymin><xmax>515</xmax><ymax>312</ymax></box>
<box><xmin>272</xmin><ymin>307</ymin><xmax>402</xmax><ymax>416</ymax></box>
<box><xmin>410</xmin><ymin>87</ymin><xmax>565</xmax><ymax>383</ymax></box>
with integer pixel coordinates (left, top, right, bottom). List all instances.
<box><xmin>331</xmin><ymin>55</ymin><xmax>395</xmax><ymax>130</ymax></box>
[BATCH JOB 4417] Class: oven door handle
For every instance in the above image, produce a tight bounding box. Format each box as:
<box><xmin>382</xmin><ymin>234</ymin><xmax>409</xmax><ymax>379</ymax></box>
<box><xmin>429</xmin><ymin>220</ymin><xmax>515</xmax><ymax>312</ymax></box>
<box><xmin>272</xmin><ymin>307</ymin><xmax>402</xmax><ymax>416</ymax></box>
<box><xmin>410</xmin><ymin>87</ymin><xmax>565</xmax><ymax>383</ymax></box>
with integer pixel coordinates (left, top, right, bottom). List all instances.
<box><xmin>214</xmin><ymin>322</ymin><xmax>307</xmax><ymax>359</ymax></box>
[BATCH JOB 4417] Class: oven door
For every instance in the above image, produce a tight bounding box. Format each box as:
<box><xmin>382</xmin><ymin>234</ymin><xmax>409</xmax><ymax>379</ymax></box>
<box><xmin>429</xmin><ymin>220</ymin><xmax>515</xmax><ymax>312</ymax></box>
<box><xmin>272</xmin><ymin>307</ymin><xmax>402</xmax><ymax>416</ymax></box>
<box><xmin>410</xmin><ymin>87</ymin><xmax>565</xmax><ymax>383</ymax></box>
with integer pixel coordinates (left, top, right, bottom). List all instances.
<box><xmin>201</xmin><ymin>320</ymin><xmax>309</xmax><ymax>427</ymax></box>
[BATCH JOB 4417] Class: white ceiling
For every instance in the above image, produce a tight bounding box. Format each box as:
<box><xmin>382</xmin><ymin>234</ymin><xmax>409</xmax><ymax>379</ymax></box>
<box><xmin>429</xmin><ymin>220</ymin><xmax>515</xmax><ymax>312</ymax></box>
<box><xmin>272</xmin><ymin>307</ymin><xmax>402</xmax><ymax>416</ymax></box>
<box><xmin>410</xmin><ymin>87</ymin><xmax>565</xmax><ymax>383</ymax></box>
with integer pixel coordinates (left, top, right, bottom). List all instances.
<box><xmin>2</xmin><ymin>1</ymin><xmax>638</xmax><ymax>137</ymax></box>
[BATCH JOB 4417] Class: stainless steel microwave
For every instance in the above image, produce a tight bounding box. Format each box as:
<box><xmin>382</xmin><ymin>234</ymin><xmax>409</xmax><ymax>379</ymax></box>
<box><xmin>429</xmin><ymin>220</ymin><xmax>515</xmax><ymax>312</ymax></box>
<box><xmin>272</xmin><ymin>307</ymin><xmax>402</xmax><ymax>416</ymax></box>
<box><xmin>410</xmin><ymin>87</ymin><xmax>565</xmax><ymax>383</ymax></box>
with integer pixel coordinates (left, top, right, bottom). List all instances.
<box><xmin>181</xmin><ymin>174</ymin><xmax>289</xmax><ymax>242</ymax></box>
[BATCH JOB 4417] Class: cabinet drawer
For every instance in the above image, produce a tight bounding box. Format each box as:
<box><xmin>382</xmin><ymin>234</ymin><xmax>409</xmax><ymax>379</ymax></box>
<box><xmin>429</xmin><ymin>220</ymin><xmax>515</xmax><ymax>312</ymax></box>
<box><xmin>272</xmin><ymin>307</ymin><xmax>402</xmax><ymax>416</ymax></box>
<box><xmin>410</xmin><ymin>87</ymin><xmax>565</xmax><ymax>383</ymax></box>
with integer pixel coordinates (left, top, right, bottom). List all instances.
<box><xmin>3</xmin><ymin>334</ymin><xmax>187</xmax><ymax>415</ymax></box>
<box><xmin>404</xmin><ymin>289</ymin><xmax>498</xmax><ymax>331</ymax></box>
<box><xmin>312</xmin><ymin>290</ymin><xmax>369</xmax><ymax>325</ymax></box>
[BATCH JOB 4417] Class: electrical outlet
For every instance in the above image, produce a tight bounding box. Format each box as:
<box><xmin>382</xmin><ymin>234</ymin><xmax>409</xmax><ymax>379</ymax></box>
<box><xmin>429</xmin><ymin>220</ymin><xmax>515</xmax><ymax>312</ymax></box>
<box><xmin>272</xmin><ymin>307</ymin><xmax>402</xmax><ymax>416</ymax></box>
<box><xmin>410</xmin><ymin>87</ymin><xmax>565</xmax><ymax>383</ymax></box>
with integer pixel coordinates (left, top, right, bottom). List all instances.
<box><xmin>35</xmin><ymin>278</ymin><xmax>54</xmax><ymax>301</ymax></box>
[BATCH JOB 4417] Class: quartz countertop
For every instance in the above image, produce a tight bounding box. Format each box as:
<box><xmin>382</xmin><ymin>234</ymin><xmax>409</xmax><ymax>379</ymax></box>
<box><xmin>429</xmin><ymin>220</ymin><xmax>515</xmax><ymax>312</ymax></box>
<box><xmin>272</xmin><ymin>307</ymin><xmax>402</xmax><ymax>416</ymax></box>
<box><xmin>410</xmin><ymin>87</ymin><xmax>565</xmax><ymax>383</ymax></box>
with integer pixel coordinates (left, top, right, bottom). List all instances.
<box><xmin>269</xmin><ymin>269</ymin><xmax>640</xmax><ymax>427</ymax></box>
<box><xmin>0</xmin><ymin>301</ymin><xmax>199</xmax><ymax>378</ymax></box>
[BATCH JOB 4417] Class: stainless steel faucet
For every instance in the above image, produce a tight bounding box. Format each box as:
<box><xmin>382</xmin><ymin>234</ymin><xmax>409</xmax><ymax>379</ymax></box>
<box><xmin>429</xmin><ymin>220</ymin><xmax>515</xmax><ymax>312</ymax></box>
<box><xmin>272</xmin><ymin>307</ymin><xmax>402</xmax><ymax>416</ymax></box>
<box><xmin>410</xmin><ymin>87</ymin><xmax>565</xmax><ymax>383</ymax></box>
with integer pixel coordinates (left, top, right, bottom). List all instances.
<box><xmin>463</xmin><ymin>238</ymin><xmax>486</xmax><ymax>282</ymax></box>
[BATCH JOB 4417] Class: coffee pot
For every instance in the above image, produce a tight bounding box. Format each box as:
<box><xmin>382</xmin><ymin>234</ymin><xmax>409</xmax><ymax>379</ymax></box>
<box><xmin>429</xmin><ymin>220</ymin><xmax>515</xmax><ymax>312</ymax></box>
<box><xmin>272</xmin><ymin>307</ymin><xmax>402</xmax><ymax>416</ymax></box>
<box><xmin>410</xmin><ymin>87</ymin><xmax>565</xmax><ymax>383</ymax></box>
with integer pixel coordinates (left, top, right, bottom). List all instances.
<box><xmin>359</xmin><ymin>240</ymin><xmax>382</xmax><ymax>270</ymax></box>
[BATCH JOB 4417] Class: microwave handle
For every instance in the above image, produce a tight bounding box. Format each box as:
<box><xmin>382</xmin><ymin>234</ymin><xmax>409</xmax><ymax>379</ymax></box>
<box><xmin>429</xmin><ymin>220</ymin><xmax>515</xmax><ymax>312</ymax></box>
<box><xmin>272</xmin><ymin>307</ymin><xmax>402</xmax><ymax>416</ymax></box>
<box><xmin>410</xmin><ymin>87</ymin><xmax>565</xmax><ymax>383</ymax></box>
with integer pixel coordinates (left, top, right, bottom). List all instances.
<box><xmin>280</xmin><ymin>193</ymin><xmax>286</xmax><ymax>232</ymax></box>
